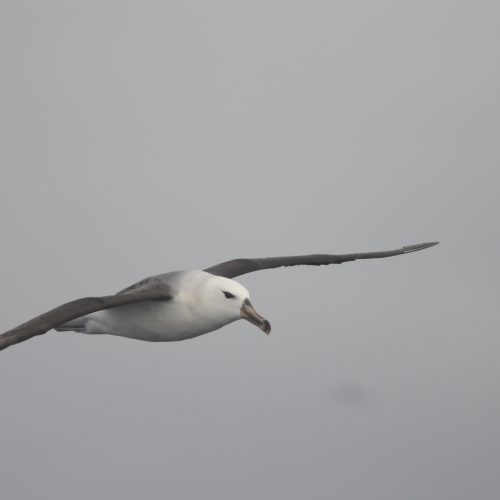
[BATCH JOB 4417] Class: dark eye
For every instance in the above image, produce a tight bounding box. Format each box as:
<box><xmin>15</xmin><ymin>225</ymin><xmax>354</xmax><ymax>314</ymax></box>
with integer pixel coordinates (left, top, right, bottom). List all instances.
<box><xmin>222</xmin><ymin>291</ymin><xmax>236</xmax><ymax>299</ymax></box>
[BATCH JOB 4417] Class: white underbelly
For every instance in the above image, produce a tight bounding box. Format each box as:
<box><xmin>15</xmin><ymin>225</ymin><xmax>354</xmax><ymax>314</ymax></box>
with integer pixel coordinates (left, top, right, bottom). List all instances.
<box><xmin>86</xmin><ymin>301</ymin><xmax>234</xmax><ymax>342</ymax></box>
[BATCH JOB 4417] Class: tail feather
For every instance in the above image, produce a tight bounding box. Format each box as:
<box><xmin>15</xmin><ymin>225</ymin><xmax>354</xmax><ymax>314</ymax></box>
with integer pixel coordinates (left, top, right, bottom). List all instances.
<box><xmin>54</xmin><ymin>316</ymin><xmax>89</xmax><ymax>333</ymax></box>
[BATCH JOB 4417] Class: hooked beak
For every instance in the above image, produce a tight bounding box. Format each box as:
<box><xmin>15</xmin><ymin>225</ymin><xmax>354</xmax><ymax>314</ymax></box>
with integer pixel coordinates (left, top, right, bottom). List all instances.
<box><xmin>240</xmin><ymin>298</ymin><xmax>271</xmax><ymax>335</ymax></box>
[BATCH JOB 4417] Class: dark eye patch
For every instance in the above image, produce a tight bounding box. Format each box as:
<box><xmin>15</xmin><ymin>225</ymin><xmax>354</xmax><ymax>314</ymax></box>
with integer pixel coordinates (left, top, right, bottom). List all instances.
<box><xmin>222</xmin><ymin>291</ymin><xmax>236</xmax><ymax>299</ymax></box>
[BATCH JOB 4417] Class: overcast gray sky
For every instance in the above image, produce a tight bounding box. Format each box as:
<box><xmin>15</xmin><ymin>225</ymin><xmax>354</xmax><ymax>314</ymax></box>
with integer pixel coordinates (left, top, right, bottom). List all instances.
<box><xmin>1</xmin><ymin>1</ymin><xmax>499</xmax><ymax>499</ymax></box>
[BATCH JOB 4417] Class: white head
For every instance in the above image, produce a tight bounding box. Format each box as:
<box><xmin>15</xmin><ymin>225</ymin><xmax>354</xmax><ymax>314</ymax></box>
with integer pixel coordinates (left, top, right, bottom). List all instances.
<box><xmin>192</xmin><ymin>273</ymin><xmax>271</xmax><ymax>335</ymax></box>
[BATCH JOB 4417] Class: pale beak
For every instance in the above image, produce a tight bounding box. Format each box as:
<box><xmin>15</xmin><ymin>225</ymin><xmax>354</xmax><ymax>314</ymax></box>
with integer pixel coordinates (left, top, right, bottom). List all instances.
<box><xmin>240</xmin><ymin>298</ymin><xmax>271</xmax><ymax>335</ymax></box>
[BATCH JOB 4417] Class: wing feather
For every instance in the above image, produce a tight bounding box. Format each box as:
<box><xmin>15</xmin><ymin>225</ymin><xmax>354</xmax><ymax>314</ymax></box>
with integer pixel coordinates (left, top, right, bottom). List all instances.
<box><xmin>0</xmin><ymin>282</ymin><xmax>173</xmax><ymax>351</ymax></box>
<box><xmin>204</xmin><ymin>242</ymin><xmax>439</xmax><ymax>278</ymax></box>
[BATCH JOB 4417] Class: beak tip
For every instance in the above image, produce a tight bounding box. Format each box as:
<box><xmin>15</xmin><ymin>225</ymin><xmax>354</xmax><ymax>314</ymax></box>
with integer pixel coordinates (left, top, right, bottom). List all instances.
<box><xmin>263</xmin><ymin>321</ymin><xmax>271</xmax><ymax>335</ymax></box>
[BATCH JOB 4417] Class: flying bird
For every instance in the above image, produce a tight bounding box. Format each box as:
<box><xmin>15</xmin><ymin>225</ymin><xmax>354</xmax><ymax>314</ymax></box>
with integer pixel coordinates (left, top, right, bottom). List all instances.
<box><xmin>0</xmin><ymin>242</ymin><xmax>438</xmax><ymax>351</ymax></box>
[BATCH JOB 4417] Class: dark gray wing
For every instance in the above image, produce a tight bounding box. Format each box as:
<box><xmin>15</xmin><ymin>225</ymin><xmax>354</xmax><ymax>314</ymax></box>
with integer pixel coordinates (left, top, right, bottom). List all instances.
<box><xmin>0</xmin><ymin>281</ymin><xmax>173</xmax><ymax>352</ymax></box>
<box><xmin>204</xmin><ymin>242</ymin><xmax>439</xmax><ymax>278</ymax></box>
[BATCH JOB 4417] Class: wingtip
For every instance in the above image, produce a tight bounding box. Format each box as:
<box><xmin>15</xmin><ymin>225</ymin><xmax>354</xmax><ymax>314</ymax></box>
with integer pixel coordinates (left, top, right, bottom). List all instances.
<box><xmin>402</xmin><ymin>241</ymin><xmax>439</xmax><ymax>254</ymax></box>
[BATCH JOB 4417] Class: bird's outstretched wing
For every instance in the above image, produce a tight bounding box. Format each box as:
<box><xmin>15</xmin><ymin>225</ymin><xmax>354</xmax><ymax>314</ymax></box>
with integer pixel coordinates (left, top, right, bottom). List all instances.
<box><xmin>0</xmin><ymin>282</ymin><xmax>173</xmax><ymax>352</ymax></box>
<box><xmin>204</xmin><ymin>242</ymin><xmax>439</xmax><ymax>278</ymax></box>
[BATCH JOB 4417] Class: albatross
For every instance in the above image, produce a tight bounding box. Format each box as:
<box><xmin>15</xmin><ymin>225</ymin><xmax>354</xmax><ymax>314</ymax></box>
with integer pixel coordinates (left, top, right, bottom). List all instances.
<box><xmin>0</xmin><ymin>242</ymin><xmax>438</xmax><ymax>351</ymax></box>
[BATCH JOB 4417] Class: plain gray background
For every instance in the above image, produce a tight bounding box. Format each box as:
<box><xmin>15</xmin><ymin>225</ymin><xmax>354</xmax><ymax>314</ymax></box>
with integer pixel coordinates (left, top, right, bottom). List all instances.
<box><xmin>1</xmin><ymin>1</ymin><xmax>499</xmax><ymax>499</ymax></box>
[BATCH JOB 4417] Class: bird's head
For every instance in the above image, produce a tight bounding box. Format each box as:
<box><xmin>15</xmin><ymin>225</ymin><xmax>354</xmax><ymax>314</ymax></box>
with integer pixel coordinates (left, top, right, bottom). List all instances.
<box><xmin>199</xmin><ymin>274</ymin><xmax>271</xmax><ymax>335</ymax></box>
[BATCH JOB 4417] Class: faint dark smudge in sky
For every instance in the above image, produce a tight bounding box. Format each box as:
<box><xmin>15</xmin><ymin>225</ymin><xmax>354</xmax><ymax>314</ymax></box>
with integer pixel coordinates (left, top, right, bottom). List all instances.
<box><xmin>332</xmin><ymin>380</ymin><xmax>374</xmax><ymax>411</ymax></box>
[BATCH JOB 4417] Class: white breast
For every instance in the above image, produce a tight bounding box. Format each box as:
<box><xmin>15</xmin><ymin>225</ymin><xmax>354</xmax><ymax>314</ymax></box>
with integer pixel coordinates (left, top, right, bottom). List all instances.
<box><xmin>83</xmin><ymin>271</ymin><xmax>239</xmax><ymax>342</ymax></box>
